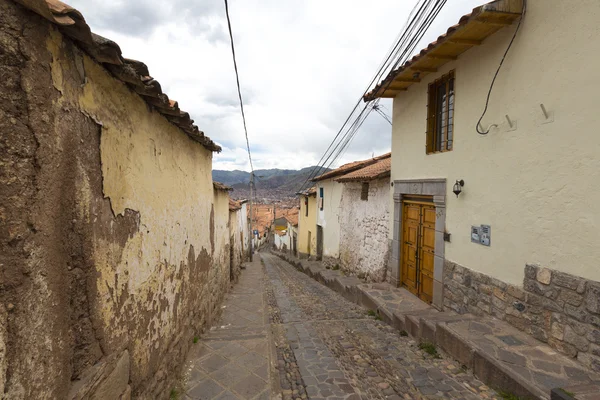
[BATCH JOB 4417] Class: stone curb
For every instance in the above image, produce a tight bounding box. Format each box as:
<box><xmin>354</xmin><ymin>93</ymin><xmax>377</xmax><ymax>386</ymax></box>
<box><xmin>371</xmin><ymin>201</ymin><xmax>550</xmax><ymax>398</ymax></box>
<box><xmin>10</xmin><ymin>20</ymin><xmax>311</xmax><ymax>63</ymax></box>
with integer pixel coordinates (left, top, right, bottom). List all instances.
<box><xmin>269</xmin><ymin>251</ymin><xmax>554</xmax><ymax>400</ymax></box>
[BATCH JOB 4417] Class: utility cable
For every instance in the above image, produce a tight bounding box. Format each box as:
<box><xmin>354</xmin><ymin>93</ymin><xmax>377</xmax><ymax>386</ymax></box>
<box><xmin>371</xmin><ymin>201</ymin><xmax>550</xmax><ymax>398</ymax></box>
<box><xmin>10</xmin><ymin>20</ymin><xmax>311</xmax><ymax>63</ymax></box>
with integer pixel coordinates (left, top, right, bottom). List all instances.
<box><xmin>223</xmin><ymin>0</ymin><xmax>254</xmax><ymax>173</ymax></box>
<box><xmin>476</xmin><ymin>0</ymin><xmax>527</xmax><ymax>134</ymax></box>
<box><xmin>313</xmin><ymin>0</ymin><xmax>447</xmax><ymax>177</ymax></box>
<box><xmin>296</xmin><ymin>0</ymin><xmax>435</xmax><ymax>192</ymax></box>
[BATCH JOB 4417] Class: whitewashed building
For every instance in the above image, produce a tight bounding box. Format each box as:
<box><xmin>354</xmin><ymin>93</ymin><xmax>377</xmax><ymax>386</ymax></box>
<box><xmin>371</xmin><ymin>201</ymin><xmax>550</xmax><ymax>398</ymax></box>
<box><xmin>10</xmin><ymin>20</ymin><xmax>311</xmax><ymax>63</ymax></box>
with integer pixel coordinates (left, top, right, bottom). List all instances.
<box><xmin>337</xmin><ymin>154</ymin><xmax>391</xmax><ymax>282</ymax></box>
<box><xmin>365</xmin><ymin>0</ymin><xmax>600</xmax><ymax>371</ymax></box>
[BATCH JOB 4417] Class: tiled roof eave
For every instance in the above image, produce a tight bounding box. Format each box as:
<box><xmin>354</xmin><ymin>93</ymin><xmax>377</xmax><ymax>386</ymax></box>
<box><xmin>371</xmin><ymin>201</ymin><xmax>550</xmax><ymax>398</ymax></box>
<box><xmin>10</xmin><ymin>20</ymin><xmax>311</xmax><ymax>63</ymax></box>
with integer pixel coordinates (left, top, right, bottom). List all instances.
<box><xmin>13</xmin><ymin>0</ymin><xmax>221</xmax><ymax>152</ymax></box>
<box><xmin>363</xmin><ymin>0</ymin><xmax>524</xmax><ymax>102</ymax></box>
<box><xmin>337</xmin><ymin>171</ymin><xmax>391</xmax><ymax>183</ymax></box>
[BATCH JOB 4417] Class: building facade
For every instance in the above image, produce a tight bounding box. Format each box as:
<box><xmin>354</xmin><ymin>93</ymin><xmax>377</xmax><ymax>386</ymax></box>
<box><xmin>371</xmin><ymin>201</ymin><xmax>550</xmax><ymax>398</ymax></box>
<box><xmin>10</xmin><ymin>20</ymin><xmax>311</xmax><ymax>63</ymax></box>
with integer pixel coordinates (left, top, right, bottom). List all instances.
<box><xmin>298</xmin><ymin>188</ymin><xmax>317</xmax><ymax>258</ymax></box>
<box><xmin>366</xmin><ymin>0</ymin><xmax>600</xmax><ymax>372</ymax></box>
<box><xmin>0</xmin><ymin>1</ymin><xmax>230</xmax><ymax>398</ymax></box>
<box><xmin>337</xmin><ymin>155</ymin><xmax>391</xmax><ymax>282</ymax></box>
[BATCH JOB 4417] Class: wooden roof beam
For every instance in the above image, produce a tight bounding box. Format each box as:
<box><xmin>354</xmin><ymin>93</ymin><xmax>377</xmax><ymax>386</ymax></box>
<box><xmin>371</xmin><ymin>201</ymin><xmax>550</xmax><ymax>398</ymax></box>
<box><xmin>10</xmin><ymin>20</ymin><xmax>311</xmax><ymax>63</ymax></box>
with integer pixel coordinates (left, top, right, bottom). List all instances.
<box><xmin>447</xmin><ymin>38</ymin><xmax>482</xmax><ymax>45</ymax></box>
<box><xmin>428</xmin><ymin>54</ymin><xmax>458</xmax><ymax>60</ymax></box>
<box><xmin>386</xmin><ymin>83</ymin><xmax>410</xmax><ymax>91</ymax></box>
<box><xmin>475</xmin><ymin>17</ymin><xmax>514</xmax><ymax>26</ymax></box>
<box><xmin>384</xmin><ymin>87</ymin><xmax>407</xmax><ymax>92</ymax></box>
<box><xmin>393</xmin><ymin>77</ymin><xmax>421</xmax><ymax>83</ymax></box>
<box><xmin>411</xmin><ymin>66</ymin><xmax>438</xmax><ymax>73</ymax></box>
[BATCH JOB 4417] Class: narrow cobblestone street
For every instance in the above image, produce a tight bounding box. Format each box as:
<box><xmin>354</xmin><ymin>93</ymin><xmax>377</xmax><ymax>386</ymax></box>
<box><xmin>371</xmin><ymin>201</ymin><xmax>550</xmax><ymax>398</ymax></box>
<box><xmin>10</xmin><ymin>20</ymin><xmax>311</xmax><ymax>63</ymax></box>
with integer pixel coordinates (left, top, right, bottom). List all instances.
<box><xmin>185</xmin><ymin>253</ymin><xmax>498</xmax><ymax>400</ymax></box>
<box><xmin>261</xmin><ymin>252</ymin><xmax>502</xmax><ymax>400</ymax></box>
<box><xmin>181</xmin><ymin>252</ymin><xmax>501</xmax><ymax>399</ymax></box>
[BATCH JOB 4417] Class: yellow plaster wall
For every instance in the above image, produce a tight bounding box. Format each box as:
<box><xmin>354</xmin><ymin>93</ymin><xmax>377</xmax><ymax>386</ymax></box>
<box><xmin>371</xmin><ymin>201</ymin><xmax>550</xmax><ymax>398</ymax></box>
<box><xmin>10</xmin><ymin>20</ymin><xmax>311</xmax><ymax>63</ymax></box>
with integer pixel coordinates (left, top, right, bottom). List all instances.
<box><xmin>390</xmin><ymin>0</ymin><xmax>600</xmax><ymax>285</ymax></box>
<box><xmin>298</xmin><ymin>195</ymin><xmax>317</xmax><ymax>256</ymax></box>
<box><xmin>46</xmin><ymin>27</ymin><xmax>222</xmax><ymax>391</ymax></box>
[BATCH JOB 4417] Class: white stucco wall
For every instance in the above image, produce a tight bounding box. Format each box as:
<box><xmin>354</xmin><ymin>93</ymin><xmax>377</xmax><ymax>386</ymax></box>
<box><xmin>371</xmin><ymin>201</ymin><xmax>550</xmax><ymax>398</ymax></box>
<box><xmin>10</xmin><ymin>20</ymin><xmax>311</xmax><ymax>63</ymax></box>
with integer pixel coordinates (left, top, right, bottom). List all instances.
<box><xmin>274</xmin><ymin>231</ymin><xmax>290</xmax><ymax>251</ymax></box>
<box><xmin>239</xmin><ymin>203</ymin><xmax>249</xmax><ymax>253</ymax></box>
<box><xmin>340</xmin><ymin>180</ymin><xmax>390</xmax><ymax>281</ymax></box>
<box><xmin>316</xmin><ymin>179</ymin><xmax>343</xmax><ymax>259</ymax></box>
<box><xmin>390</xmin><ymin>0</ymin><xmax>600</xmax><ymax>285</ymax></box>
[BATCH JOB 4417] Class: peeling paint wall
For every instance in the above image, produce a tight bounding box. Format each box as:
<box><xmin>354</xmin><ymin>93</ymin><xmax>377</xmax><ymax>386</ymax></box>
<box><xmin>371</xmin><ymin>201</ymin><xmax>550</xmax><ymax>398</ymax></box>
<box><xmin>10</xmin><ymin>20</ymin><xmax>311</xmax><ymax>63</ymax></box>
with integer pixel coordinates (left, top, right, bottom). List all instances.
<box><xmin>339</xmin><ymin>180</ymin><xmax>390</xmax><ymax>282</ymax></box>
<box><xmin>0</xmin><ymin>3</ymin><xmax>229</xmax><ymax>399</ymax></box>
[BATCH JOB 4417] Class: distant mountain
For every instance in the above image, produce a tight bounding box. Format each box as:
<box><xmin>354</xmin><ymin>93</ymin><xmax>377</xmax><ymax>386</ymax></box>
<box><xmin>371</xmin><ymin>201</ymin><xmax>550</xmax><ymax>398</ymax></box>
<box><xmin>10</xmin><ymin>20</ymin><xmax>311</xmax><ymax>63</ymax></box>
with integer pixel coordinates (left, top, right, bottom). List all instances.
<box><xmin>213</xmin><ymin>166</ymin><xmax>331</xmax><ymax>196</ymax></box>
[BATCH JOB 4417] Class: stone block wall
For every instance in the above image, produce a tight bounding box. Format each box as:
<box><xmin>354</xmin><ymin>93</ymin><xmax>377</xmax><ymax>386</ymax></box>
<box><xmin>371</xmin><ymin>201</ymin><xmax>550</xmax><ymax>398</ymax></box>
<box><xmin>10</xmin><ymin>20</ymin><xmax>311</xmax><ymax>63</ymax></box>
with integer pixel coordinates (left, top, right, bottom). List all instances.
<box><xmin>444</xmin><ymin>261</ymin><xmax>600</xmax><ymax>372</ymax></box>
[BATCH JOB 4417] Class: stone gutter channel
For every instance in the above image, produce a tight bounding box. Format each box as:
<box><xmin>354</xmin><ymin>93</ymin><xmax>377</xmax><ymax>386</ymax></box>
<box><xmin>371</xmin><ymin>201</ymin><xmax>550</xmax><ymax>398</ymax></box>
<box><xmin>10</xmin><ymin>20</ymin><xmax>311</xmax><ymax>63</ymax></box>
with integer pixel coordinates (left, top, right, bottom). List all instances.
<box><xmin>270</xmin><ymin>251</ymin><xmax>600</xmax><ymax>400</ymax></box>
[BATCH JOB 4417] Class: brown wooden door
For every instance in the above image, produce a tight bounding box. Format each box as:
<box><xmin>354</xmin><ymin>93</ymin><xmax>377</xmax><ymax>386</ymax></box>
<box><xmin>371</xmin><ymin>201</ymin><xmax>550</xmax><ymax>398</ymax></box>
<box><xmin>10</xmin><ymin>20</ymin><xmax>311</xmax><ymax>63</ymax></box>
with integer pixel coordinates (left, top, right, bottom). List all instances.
<box><xmin>401</xmin><ymin>201</ymin><xmax>435</xmax><ymax>303</ymax></box>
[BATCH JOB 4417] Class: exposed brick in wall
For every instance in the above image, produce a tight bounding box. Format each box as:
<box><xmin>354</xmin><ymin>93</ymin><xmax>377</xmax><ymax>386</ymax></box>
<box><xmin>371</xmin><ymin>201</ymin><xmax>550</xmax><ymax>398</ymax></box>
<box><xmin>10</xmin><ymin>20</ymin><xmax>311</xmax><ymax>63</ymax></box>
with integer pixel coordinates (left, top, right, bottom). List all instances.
<box><xmin>444</xmin><ymin>261</ymin><xmax>600</xmax><ymax>372</ymax></box>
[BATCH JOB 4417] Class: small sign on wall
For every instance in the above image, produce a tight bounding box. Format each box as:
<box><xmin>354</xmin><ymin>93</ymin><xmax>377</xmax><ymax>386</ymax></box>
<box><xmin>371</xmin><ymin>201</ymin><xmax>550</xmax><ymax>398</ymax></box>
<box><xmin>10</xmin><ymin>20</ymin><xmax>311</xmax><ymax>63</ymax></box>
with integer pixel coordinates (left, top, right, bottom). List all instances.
<box><xmin>471</xmin><ymin>225</ymin><xmax>491</xmax><ymax>246</ymax></box>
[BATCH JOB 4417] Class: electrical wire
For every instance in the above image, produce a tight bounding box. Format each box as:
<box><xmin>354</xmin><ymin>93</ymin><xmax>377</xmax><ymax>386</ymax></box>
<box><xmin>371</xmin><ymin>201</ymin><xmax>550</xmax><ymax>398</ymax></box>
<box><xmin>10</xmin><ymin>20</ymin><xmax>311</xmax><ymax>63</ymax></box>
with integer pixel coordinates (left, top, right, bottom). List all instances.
<box><xmin>374</xmin><ymin>106</ymin><xmax>393</xmax><ymax>125</ymax></box>
<box><xmin>476</xmin><ymin>0</ymin><xmax>527</xmax><ymax>134</ymax></box>
<box><xmin>296</xmin><ymin>0</ymin><xmax>438</xmax><ymax>192</ymax></box>
<box><xmin>299</xmin><ymin>0</ymin><xmax>448</xmax><ymax>188</ymax></box>
<box><xmin>223</xmin><ymin>0</ymin><xmax>254</xmax><ymax>173</ymax></box>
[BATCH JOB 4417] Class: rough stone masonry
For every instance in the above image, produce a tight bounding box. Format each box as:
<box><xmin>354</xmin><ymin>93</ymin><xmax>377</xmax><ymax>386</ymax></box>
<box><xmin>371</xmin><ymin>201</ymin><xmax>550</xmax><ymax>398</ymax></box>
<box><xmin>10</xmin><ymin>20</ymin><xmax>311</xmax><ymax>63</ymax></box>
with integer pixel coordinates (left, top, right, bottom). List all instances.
<box><xmin>443</xmin><ymin>261</ymin><xmax>600</xmax><ymax>372</ymax></box>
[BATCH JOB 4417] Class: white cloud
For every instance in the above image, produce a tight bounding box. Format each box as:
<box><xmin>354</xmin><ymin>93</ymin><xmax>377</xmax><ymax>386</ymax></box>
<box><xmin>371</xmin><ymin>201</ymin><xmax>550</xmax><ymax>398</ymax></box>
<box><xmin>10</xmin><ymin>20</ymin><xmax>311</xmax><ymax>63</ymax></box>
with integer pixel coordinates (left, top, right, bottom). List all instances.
<box><xmin>68</xmin><ymin>0</ymin><xmax>484</xmax><ymax>171</ymax></box>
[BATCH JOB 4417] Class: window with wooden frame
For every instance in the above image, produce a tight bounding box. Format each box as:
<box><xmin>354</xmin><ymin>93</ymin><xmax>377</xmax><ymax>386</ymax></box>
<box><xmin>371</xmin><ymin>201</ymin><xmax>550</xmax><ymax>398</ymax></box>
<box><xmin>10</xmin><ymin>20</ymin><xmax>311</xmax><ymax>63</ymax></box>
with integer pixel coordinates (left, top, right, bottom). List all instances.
<box><xmin>426</xmin><ymin>71</ymin><xmax>455</xmax><ymax>153</ymax></box>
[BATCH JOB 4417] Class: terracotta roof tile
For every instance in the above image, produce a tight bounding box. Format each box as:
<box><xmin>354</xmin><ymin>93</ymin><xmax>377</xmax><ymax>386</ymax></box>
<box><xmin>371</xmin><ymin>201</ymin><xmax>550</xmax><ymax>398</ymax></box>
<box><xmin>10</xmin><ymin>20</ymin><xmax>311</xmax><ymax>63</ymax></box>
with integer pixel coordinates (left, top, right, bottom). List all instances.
<box><xmin>364</xmin><ymin>0</ymin><xmax>523</xmax><ymax>101</ymax></box>
<box><xmin>336</xmin><ymin>154</ymin><xmax>391</xmax><ymax>182</ymax></box>
<box><xmin>13</xmin><ymin>0</ymin><xmax>221</xmax><ymax>152</ymax></box>
<box><xmin>314</xmin><ymin>153</ymin><xmax>391</xmax><ymax>182</ymax></box>
<box><xmin>213</xmin><ymin>182</ymin><xmax>232</xmax><ymax>191</ymax></box>
<box><xmin>275</xmin><ymin>207</ymin><xmax>299</xmax><ymax>226</ymax></box>
<box><xmin>229</xmin><ymin>198</ymin><xmax>241</xmax><ymax>211</ymax></box>
<box><xmin>299</xmin><ymin>186</ymin><xmax>317</xmax><ymax>196</ymax></box>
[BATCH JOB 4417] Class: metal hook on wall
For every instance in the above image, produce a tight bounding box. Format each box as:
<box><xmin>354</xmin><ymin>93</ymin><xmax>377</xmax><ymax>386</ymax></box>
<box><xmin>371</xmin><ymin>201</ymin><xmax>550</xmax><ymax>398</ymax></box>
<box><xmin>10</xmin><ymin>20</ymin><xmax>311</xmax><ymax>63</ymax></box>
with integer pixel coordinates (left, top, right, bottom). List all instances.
<box><xmin>539</xmin><ymin>103</ymin><xmax>554</xmax><ymax>124</ymax></box>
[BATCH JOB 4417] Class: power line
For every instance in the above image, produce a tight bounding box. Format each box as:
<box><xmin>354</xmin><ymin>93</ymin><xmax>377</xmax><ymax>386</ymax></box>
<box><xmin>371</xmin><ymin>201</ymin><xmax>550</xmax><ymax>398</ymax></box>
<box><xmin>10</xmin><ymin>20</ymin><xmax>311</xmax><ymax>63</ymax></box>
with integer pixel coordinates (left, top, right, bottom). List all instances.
<box><xmin>224</xmin><ymin>0</ymin><xmax>260</xmax><ymax>257</ymax></box>
<box><xmin>298</xmin><ymin>0</ymin><xmax>442</xmax><ymax>190</ymax></box>
<box><xmin>223</xmin><ymin>0</ymin><xmax>254</xmax><ymax>174</ymax></box>
<box><xmin>296</xmin><ymin>0</ymin><xmax>432</xmax><ymax>191</ymax></box>
<box><xmin>297</xmin><ymin>0</ymin><xmax>448</xmax><ymax>191</ymax></box>
<box><xmin>374</xmin><ymin>104</ymin><xmax>392</xmax><ymax>125</ymax></box>
<box><xmin>325</xmin><ymin>0</ymin><xmax>448</xmax><ymax>170</ymax></box>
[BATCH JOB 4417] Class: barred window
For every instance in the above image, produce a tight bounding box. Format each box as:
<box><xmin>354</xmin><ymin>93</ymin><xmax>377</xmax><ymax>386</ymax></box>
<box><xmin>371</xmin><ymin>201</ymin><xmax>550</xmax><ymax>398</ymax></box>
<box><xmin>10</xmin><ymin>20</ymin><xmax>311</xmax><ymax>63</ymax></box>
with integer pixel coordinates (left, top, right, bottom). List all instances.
<box><xmin>426</xmin><ymin>71</ymin><xmax>454</xmax><ymax>153</ymax></box>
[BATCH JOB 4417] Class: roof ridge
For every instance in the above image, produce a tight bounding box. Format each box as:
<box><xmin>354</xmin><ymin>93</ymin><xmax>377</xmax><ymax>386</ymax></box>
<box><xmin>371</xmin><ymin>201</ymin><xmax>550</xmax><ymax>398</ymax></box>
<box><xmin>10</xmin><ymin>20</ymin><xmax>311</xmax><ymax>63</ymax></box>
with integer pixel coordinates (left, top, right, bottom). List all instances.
<box><xmin>13</xmin><ymin>0</ymin><xmax>221</xmax><ymax>152</ymax></box>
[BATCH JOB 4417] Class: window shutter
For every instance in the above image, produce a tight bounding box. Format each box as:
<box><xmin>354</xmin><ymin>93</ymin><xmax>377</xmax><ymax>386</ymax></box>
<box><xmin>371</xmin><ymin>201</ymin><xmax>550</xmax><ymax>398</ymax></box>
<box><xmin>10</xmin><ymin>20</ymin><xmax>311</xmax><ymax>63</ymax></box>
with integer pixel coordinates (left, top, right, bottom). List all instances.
<box><xmin>426</xmin><ymin>83</ymin><xmax>436</xmax><ymax>154</ymax></box>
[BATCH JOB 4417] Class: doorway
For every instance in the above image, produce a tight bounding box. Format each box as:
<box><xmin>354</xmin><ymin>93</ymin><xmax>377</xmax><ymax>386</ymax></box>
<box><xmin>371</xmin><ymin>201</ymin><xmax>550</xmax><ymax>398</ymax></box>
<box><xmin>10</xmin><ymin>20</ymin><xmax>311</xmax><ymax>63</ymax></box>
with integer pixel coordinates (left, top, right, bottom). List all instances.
<box><xmin>401</xmin><ymin>200</ymin><xmax>435</xmax><ymax>303</ymax></box>
<box><xmin>316</xmin><ymin>225</ymin><xmax>323</xmax><ymax>261</ymax></box>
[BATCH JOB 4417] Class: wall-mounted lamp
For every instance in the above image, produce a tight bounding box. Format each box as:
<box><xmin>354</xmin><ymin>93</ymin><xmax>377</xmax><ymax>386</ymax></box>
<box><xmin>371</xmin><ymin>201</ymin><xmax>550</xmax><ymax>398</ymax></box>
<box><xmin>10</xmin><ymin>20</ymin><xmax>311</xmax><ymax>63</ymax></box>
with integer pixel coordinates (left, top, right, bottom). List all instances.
<box><xmin>453</xmin><ymin>180</ymin><xmax>465</xmax><ymax>197</ymax></box>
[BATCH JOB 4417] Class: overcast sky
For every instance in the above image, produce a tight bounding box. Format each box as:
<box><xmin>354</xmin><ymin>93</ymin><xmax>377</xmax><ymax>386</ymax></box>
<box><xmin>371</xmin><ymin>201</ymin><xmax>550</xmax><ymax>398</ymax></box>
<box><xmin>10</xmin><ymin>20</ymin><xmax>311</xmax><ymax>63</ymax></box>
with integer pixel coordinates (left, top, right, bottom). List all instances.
<box><xmin>68</xmin><ymin>0</ymin><xmax>484</xmax><ymax>171</ymax></box>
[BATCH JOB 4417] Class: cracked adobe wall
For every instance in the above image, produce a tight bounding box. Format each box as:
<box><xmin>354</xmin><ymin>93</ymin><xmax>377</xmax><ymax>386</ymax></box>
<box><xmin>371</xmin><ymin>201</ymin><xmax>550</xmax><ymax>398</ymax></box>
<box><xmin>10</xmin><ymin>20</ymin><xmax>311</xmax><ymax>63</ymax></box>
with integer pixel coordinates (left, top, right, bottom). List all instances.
<box><xmin>0</xmin><ymin>2</ymin><xmax>227</xmax><ymax>398</ymax></box>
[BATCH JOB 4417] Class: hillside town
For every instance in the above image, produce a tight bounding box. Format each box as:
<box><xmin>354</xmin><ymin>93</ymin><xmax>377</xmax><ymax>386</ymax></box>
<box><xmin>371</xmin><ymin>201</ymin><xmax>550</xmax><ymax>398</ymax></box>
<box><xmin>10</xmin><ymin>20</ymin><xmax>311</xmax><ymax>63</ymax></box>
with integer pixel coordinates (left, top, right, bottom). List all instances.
<box><xmin>2</xmin><ymin>1</ymin><xmax>600</xmax><ymax>400</ymax></box>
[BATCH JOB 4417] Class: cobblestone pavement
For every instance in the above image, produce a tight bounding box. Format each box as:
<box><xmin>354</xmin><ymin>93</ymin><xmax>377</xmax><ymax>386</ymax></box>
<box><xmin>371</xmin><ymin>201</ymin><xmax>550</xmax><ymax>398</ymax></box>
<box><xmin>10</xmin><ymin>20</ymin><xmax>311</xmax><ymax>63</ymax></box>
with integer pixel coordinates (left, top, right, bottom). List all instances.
<box><xmin>262</xmin><ymin>252</ymin><xmax>502</xmax><ymax>400</ymax></box>
<box><xmin>181</xmin><ymin>258</ymin><xmax>272</xmax><ymax>400</ymax></box>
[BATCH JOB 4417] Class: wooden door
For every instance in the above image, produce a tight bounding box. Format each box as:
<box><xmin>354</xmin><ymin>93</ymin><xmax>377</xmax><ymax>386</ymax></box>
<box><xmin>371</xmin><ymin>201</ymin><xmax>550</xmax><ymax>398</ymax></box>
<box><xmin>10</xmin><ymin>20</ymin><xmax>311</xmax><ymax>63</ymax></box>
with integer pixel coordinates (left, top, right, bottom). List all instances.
<box><xmin>401</xmin><ymin>201</ymin><xmax>435</xmax><ymax>303</ymax></box>
<box><xmin>316</xmin><ymin>225</ymin><xmax>324</xmax><ymax>261</ymax></box>
<box><xmin>401</xmin><ymin>203</ymin><xmax>420</xmax><ymax>295</ymax></box>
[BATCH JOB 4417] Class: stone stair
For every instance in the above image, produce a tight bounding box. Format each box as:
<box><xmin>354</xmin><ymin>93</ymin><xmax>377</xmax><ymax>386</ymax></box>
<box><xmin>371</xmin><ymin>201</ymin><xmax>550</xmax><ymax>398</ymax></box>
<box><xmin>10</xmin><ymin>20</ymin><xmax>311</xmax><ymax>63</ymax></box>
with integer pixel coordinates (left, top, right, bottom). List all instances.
<box><xmin>272</xmin><ymin>251</ymin><xmax>600</xmax><ymax>400</ymax></box>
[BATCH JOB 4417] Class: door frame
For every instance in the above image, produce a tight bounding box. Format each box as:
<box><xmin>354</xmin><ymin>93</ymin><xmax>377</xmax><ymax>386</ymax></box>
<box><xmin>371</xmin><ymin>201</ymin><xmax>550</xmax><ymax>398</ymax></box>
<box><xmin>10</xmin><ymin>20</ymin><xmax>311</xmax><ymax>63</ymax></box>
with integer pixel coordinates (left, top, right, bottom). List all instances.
<box><xmin>391</xmin><ymin>179</ymin><xmax>446</xmax><ymax>310</ymax></box>
<box><xmin>400</xmin><ymin>199</ymin><xmax>436</xmax><ymax>303</ymax></box>
<box><xmin>316</xmin><ymin>225</ymin><xmax>324</xmax><ymax>261</ymax></box>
